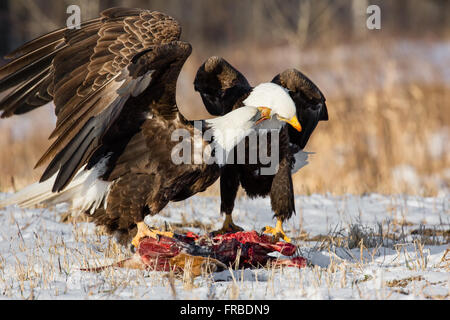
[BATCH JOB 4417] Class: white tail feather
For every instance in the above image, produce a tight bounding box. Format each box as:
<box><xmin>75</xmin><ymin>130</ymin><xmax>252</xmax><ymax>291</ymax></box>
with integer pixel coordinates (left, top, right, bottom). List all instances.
<box><xmin>0</xmin><ymin>157</ymin><xmax>112</xmax><ymax>215</ymax></box>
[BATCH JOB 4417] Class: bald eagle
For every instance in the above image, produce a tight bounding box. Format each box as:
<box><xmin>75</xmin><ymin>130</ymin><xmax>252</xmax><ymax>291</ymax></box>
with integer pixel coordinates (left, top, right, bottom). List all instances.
<box><xmin>0</xmin><ymin>8</ymin><xmax>302</xmax><ymax>247</ymax></box>
<box><xmin>195</xmin><ymin>57</ymin><xmax>328</xmax><ymax>242</ymax></box>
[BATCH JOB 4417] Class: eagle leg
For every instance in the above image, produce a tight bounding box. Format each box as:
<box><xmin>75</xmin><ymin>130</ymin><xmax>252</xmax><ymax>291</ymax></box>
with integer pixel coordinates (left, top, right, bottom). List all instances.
<box><xmin>211</xmin><ymin>214</ymin><xmax>244</xmax><ymax>236</ymax></box>
<box><xmin>132</xmin><ymin>222</ymin><xmax>174</xmax><ymax>248</ymax></box>
<box><xmin>262</xmin><ymin>219</ymin><xmax>291</xmax><ymax>243</ymax></box>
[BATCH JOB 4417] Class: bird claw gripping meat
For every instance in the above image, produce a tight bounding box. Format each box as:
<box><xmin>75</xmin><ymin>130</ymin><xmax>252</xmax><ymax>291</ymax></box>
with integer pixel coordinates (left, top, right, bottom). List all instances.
<box><xmin>82</xmin><ymin>231</ymin><xmax>307</xmax><ymax>277</ymax></box>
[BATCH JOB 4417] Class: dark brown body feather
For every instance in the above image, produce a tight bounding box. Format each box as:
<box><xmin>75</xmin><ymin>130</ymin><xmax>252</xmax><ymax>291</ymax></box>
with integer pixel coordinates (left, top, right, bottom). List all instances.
<box><xmin>195</xmin><ymin>58</ymin><xmax>328</xmax><ymax>222</ymax></box>
<box><xmin>221</xmin><ymin>126</ymin><xmax>296</xmax><ymax>221</ymax></box>
<box><xmin>0</xmin><ymin>8</ymin><xmax>221</xmax><ymax>244</ymax></box>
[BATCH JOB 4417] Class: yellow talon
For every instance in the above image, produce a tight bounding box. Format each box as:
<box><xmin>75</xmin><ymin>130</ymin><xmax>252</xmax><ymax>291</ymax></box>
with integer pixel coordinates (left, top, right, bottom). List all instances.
<box><xmin>263</xmin><ymin>219</ymin><xmax>291</xmax><ymax>243</ymax></box>
<box><xmin>132</xmin><ymin>222</ymin><xmax>174</xmax><ymax>248</ymax></box>
<box><xmin>212</xmin><ymin>214</ymin><xmax>244</xmax><ymax>235</ymax></box>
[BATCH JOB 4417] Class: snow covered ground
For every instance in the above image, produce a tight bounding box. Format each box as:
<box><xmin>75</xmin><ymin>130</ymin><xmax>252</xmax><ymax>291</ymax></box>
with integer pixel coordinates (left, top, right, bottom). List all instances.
<box><xmin>0</xmin><ymin>193</ymin><xmax>448</xmax><ymax>300</ymax></box>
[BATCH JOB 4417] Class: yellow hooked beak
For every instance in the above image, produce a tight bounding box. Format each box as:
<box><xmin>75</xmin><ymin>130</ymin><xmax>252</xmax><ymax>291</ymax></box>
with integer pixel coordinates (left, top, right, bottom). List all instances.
<box><xmin>279</xmin><ymin>115</ymin><xmax>302</xmax><ymax>132</ymax></box>
<box><xmin>256</xmin><ymin>107</ymin><xmax>302</xmax><ymax>132</ymax></box>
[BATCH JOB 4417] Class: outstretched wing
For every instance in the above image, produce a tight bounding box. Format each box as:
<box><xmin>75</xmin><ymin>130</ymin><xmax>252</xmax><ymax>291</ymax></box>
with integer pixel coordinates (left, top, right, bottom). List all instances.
<box><xmin>0</xmin><ymin>7</ymin><xmax>192</xmax><ymax>192</ymax></box>
<box><xmin>194</xmin><ymin>56</ymin><xmax>252</xmax><ymax>116</ymax></box>
<box><xmin>272</xmin><ymin>69</ymin><xmax>328</xmax><ymax>150</ymax></box>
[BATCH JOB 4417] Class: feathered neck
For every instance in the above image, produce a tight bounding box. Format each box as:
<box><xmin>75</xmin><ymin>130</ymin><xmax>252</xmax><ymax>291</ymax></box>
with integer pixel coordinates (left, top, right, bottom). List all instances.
<box><xmin>204</xmin><ymin>106</ymin><xmax>259</xmax><ymax>157</ymax></box>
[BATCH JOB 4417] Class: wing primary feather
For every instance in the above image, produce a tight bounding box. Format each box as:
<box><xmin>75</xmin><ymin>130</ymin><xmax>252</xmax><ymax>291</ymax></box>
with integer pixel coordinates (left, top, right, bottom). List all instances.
<box><xmin>49</xmin><ymin>72</ymin><xmax>123</xmax><ymax>141</ymax></box>
<box><xmin>41</xmin><ymin>95</ymin><xmax>127</xmax><ymax>191</ymax></box>
<box><xmin>5</xmin><ymin>17</ymin><xmax>101</xmax><ymax>60</ymax></box>
<box><xmin>0</xmin><ymin>66</ymin><xmax>51</xmax><ymax>117</ymax></box>
<box><xmin>4</xmin><ymin>29</ymin><xmax>66</xmax><ymax>60</ymax></box>
<box><xmin>0</xmin><ymin>39</ymin><xmax>64</xmax><ymax>78</ymax></box>
<box><xmin>52</xmin><ymin>125</ymin><xmax>96</xmax><ymax>192</ymax></box>
<box><xmin>36</xmin><ymin>95</ymin><xmax>102</xmax><ymax>170</ymax></box>
<box><xmin>0</xmin><ymin>47</ymin><xmax>64</xmax><ymax>93</ymax></box>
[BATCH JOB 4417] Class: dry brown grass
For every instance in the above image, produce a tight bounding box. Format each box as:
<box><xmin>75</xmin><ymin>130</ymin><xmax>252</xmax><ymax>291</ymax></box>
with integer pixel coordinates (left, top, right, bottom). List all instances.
<box><xmin>0</xmin><ymin>193</ymin><xmax>448</xmax><ymax>299</ymax></box>
<box><xmin>0</xmin><ymin>106</ymin><xmax>54</xmax><ymax>191</ymax></box>
<box><xmin>294</xmin><ymin>83</ymin><xmax>449</xmax><ymax>195</ymax></box>
<box><xmin>0</xmin><ymin>39</ymin><xmax>448</xmax><ymax>196</ymax></box>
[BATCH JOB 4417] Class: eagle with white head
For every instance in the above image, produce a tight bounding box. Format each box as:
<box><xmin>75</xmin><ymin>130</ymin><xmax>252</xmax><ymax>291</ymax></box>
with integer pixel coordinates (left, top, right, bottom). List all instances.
<box><xmin>0</xmin><ymin>8</ymin><xmax>305</xmax><ymax>247</ymax></box>
<box><xmin>195</xmin><ymin>57</ymin><xmax>328</xmax><ymax>241</ymax></box>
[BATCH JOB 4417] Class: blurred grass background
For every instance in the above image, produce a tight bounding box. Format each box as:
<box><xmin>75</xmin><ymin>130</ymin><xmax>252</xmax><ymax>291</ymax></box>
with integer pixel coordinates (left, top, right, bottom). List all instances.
<box><xmin>0</xmin><ymin>0</ymin><xmax>449</xmax><ymax>196</ymax></box>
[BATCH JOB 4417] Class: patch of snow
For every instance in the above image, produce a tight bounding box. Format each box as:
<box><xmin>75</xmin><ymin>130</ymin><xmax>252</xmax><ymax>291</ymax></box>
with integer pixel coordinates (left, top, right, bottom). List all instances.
<box><xmin>0</xmin><ymin>193</ymin><xmax>448</xmax><ymax>300</ymax></box>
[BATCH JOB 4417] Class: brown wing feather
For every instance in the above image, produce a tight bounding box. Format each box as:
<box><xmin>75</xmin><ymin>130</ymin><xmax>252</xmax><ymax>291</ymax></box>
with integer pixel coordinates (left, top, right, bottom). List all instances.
<box><xmin>0</xmin><ymin>18</ymin><xmax>102</xmax><ymax>118</ymax></box>
<box><xmin>0</xmin><ymin>7</ymin><xmax>191</xmax><ymax>193</ymax></box>
<box><xmin>272</xmin><ymin>69</ymin><xmax>328</xmax><ymax>150</ymax></box>
<box><xmin>194</xmin><ymin>56</ymin><xmax>252</xmax><ymax>116</ymax></box>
